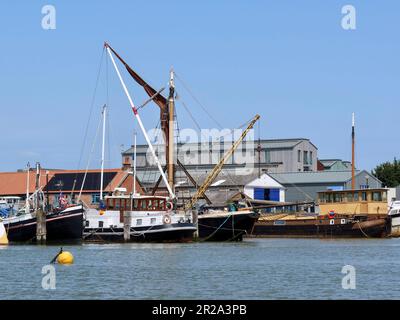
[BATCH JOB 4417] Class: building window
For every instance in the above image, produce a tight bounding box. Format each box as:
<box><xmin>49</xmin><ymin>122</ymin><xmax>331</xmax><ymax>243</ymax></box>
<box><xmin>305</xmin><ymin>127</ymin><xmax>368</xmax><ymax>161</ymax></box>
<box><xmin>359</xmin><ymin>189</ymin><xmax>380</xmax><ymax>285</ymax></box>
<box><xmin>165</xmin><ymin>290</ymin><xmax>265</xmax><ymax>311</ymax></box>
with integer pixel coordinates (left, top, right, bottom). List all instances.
<box><xmin>298</xmin><ymin>150</ymin><xmax>301</xmax><ymax>162</ymax></box>
<box><xmin>310</xmin><ymin>151</ymin><xmax>313</xmax><ymax>164</ymax></box>
<box><xmin>303</xmin><ymin>151</ymin><xmax>308</xmax><ymax>165</ymax></box>
<box><xmin>265</xmin><ymin>150</ymin><xmax>271</xmax><ymax>163</ymax></box>
<box><xmin>91</xmin><ymin>193</ymin><xmax>100</xmax><ymax>204</ymax></box>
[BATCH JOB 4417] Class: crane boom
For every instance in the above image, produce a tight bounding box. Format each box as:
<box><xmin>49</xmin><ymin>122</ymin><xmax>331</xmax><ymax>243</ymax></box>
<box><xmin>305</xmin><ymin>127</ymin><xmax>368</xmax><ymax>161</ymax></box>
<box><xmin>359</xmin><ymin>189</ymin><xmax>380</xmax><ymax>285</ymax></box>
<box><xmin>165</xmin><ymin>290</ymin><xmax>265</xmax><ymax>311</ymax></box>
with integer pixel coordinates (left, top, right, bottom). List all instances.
<box><xmin>185</xmin><ymin>114</ymin><xmax>260</xmax><ymax>210</ymax></box>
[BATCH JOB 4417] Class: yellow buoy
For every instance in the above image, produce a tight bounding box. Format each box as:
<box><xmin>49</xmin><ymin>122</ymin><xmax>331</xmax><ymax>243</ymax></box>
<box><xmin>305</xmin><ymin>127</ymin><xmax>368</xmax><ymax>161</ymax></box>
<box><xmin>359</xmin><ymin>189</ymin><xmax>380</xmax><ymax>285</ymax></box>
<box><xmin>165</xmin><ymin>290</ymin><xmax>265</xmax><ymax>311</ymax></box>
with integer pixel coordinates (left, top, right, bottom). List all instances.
<box><xmin>57</xmin><ymin>251</ymin><xmax>74</xmax><ymax>265</ymax></box>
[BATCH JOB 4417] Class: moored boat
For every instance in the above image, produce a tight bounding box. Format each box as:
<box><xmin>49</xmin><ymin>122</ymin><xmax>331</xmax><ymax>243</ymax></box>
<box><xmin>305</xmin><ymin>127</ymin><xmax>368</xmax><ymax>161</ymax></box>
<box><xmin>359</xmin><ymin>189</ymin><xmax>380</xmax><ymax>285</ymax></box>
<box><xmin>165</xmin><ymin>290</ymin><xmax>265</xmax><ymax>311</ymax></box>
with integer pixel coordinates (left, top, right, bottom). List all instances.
<box><xmin>389</xmin><ymin>200</ymin><xmax>400</xmax><ymax>237</ymax></box>
<box><xmin>251</xmin><ymin>188</ymin><xmax>392</xmax><ymax>238</ymax></box>
<box><xmin>197</xmin><ymin>204</ymin><xmax>259</xmax><ymax>241</ymax></box>
<box><xmin>0</xmin><ymin>218</ymin><xmax>8</xmax><ymax>244</ymax></box>
<box><xmin>83</xmin><ymin>191</ymin><xmax>196</xmax><ymax>243</ymax></box>
<box><xmin>3</xmin><ymin>204</ymin><xmax>84</xmax><ymax>243</ymax></box>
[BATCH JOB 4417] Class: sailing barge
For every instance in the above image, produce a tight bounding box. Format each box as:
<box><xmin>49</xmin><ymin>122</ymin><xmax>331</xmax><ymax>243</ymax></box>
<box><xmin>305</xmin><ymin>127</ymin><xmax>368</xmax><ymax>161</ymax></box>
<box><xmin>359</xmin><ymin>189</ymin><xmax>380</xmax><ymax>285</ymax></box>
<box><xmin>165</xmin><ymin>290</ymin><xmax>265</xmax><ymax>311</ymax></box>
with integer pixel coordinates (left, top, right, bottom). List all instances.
<box><xmin>251</xmin><ymin>188</ymin><xmax>392</xmax><ymax>238</ymax></box>
<box><xmin>99</xmin><ymin>43</ymin><xmax>259</xmax><ymax>242</ymax></box>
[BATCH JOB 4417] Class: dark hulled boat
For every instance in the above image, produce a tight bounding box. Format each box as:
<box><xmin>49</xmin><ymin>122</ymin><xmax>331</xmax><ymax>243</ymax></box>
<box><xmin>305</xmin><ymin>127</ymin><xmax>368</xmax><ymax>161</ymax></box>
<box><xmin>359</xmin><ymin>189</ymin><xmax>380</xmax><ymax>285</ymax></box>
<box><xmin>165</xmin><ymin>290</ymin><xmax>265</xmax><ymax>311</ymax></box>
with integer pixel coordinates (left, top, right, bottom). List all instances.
<box><xmin>252</xmin><ymin>213</ymin><xmax>389</xmax><ymax>238</ymax></box>
<box><xmin>251</xmin><ymin>189</ymin><xmax>392</xmax><ymax>238</ymax></box>
<box><xmin>197</xmin><ymin>205</ymin><xmax>260</xmax><ymax>241</ymax></box>
<box><xmin>4</xmin><ymin>204</ymin><xmax>84</xmax><ymax>242</ymax></box>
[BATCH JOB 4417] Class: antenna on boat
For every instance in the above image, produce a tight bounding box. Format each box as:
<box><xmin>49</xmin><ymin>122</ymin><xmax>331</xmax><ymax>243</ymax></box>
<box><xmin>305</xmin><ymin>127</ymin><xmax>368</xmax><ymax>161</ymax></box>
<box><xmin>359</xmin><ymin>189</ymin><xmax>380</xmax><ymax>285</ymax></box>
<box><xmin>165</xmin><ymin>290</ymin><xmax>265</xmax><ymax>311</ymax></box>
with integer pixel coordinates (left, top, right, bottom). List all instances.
<box><xmin>351</xmin><ymin>112</ymin><xmax>355</xmax><ymax>190</ymax></box>
<box><xmin>100</xmin><ymin>104</ymin><xmax>107</xmax><ymax>201</ymax></box>
<box><xmin>105</xmin><ymin>43</ymin><xmax>176</xmax><ymax>200</ymax></box>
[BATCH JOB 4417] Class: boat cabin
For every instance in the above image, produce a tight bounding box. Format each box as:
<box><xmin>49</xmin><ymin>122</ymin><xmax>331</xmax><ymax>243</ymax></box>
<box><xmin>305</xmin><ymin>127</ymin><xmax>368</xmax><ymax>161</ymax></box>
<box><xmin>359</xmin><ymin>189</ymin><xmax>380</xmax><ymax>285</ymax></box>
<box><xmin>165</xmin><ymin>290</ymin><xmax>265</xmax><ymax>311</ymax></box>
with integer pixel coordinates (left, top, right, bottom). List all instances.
<box><xmin>318</xmin><ymin>189</ymin><xmax>389</xmax><ymax>216</ymax></box>
<box><xmin>0</xmin><ymin>197</ymin><xmax>22</xmax><ymax>208</ymax></box>
<box><xmin>104</xmin><ymin>196</ymin><xmax>170</xmax><ymax>212</ymax></box>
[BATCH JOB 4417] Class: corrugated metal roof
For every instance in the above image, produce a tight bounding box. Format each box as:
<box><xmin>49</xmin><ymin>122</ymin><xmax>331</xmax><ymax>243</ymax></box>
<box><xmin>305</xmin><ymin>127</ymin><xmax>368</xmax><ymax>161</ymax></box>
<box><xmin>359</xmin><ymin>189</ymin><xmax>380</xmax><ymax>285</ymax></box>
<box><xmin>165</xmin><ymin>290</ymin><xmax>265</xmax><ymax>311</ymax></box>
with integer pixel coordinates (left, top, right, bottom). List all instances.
<box><xmin>270</xmin><ymin>171</ymin><xmax>362</xmax><ymax>184</ymax></box>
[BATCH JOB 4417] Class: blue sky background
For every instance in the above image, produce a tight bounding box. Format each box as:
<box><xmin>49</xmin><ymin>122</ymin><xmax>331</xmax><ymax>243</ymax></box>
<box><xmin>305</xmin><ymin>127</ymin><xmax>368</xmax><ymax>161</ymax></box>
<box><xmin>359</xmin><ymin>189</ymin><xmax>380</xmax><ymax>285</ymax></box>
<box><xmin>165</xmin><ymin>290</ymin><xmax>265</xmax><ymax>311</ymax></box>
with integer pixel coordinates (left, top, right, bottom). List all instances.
<box><xmin>0</xmin><ymin>1</ymin><xmax>399</xmax><ymax>172</ymax></box>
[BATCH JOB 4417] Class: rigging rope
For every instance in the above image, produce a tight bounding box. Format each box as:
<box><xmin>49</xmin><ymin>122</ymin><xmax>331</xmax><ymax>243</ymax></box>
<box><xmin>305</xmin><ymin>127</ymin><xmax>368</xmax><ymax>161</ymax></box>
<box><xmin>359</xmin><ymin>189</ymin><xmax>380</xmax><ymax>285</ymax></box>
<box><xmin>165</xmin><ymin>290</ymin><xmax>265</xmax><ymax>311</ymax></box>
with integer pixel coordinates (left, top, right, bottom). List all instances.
<box><xmin>77</xmin><ymin>112</ymin><xmax>103</xmax><ymax>202</ymax></box>
<box><xmin>72</xmin><ymin>48</ymin><xmax>106</xmax><ymax>196</ymax></box>
<box><xmin>174</xmin><ymin>72</ymin><xmax>224</xmax><ymax>129</ymax></box>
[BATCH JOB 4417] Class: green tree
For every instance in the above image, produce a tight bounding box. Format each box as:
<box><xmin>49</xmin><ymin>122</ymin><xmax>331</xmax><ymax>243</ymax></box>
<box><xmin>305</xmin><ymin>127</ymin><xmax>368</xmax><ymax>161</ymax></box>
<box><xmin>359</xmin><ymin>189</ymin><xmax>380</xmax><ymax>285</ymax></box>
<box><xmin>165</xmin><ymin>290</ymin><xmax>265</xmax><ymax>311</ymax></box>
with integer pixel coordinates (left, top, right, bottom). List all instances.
<box><xmin>372</xmin><ymin>158</ymin><xmax>400</xmax><ymax>187</ymax></box>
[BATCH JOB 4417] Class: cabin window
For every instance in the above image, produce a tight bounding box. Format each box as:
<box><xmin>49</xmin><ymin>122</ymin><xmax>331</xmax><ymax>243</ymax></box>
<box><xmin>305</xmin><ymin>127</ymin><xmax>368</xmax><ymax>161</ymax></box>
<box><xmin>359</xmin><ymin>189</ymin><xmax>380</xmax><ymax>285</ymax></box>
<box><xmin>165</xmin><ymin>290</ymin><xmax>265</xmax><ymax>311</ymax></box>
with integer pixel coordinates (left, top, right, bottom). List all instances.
<box><xmin>361</xmin><ymin>192</ymin><xmax>368</xmax><ymax>201</ymax></box>
<box><xmin>141</xmin><ymin>200</ymin><xmax>147</xmax><ymax>210</ymax></box>
<box><xmin>136</xmin><ymin>219</ymin><xmax>142</xmax><ymax>226</ymax></box>
<box><xmin>372</xmin><ymin>192</ymin><xmax>382</xmax><ymax>202</ymax></box>
<box><xmin>334</xmin><ymin>193</ymin><xmax>342</xmax><ymax>203</ymax></box>
<box><xmin>159</xmin><ymin>200</ymin><xmax>165</xmax><ymax>210</ymax></box>
<box><xmin>107</xmin><ymin>199</ymin><xmax>114</xmax><ymax>209</ymax></box>
<box><xmin>346</xmin><ymin>193</ymin><xmax>353</xmax><ymax>202</ymax></box>
<box><xmin>115</xmin><ymin>199</ymin><xmax>121</xmax><ymax>210</ymax></box>
<box><xmin>148</xmin><ymin>200</ymin><xmax>153</xmax><ymax>210</ymax></box>
<box><xmin>354</xmin><ymin>192</ymin><xmax>359</xmax><ymax>201</ymax></box>
<box><xmin>153</xmin><ymin>200</ymin><xmax>159</xmax><ymax>210</ymax></box>
<box><xmin>98</xmin><ymin>221</ymin><xmax>104</xmax><ymax>228</ymax></box>
<box><xmin>125</xmin><ymin>199</ymin><xmax>131</xmax><ymax>210</ymax></box>
<box><xmin>91</xmin><ymin>193</ymin><xmax>100</xmax><ymax>204</ymax></box>
<box><xmin>133</xmin><ymin>199</ymin><xmax>139</xmax><ymax>210</ymax></box>
<box><xmin>151</xmin><ymin>218</ymin><xmax>156</xmax><ymax>224</ymax></box>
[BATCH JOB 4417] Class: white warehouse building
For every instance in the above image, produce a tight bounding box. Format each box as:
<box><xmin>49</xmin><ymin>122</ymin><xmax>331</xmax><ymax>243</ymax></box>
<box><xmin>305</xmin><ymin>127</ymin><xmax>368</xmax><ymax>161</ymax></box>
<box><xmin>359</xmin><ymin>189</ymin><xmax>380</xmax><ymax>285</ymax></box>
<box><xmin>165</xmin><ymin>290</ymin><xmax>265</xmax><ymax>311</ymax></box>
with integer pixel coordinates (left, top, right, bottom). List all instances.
<box><xmin>243</xmin><ymin>174</ymin><xmax>286</xmax><ymax>202</ymax></box>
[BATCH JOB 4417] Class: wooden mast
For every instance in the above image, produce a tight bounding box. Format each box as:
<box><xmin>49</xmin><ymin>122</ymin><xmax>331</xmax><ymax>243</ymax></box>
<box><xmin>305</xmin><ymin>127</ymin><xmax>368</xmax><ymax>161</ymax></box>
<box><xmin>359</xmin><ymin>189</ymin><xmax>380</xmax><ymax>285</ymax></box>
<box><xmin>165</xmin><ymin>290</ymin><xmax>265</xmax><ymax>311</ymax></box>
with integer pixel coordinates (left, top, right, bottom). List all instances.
<box><xmin>351</xmin><ymin>112</ymin><xmax>355</xmax><ymax>190</ymax></box>
<box><xmin>168</xmin><ymin>69</ymin><xmax>175</xmax><ymax>193</ymax></box>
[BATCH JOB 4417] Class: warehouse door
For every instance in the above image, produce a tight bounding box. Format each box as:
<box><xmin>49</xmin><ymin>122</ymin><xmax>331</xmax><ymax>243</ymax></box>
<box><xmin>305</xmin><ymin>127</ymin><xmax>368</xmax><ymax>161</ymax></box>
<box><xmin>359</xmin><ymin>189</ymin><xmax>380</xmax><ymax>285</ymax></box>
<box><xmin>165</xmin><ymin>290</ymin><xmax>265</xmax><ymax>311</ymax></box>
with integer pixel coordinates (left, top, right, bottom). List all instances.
<box><xmin>254</xmin><ymin>188</ymin><xmax>265</xmax><ymax>200</ymax></box>
<box><xmin>254</xmin><ymin>188</ymin><xmax>280</xmax><ymax>201</ymax></box>
<box><xmin>269</xmin><ymin>189</ymin><xmax>280</xmax><ymax>201</ymax></box>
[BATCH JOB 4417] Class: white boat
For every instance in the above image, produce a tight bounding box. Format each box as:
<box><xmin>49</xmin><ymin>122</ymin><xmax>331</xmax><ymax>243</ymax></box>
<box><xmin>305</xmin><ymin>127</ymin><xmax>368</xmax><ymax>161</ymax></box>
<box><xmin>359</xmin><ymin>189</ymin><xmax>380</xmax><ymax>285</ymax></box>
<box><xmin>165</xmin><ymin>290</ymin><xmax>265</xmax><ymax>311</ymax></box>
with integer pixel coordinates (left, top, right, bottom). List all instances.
<box><xmin>389</xmin><ymin>200</ymin><xmax>400</xmax><ymax>237</ymax></box>
<box><xmin>84</xmin><ymin>190</ymin><xmax>195</xmax><ymax>242</ymax></box>
<box><xmin>0</xmin><ymin>218</ymin><xmax>8</xmax><ymax>244</ymax></box>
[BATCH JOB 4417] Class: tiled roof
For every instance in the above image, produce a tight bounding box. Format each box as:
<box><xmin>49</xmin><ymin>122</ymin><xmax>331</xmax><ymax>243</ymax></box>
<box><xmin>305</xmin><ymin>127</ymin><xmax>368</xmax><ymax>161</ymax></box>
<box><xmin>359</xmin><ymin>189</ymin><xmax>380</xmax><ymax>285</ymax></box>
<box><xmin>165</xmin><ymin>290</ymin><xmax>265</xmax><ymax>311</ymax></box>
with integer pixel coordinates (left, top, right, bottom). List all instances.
<box><xmin>0</xmin><ymin>168</ymin><xmax>131</xmax><ymax>196</ymax></box>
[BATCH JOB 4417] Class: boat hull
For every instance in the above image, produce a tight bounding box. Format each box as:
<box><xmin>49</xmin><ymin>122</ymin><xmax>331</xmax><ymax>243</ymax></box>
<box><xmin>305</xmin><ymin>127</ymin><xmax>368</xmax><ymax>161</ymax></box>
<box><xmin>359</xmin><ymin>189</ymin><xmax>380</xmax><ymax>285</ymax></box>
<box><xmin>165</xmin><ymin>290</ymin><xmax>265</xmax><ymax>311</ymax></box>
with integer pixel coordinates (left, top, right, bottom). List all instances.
<box><xmin>251</xmin><ymin>215</ymin><xmax>390</xmax><ymax>238</ymax></box>
<box><xmin>197</xmin><ymin>211</ymin><xmax>259</xmax><ymax>241</ymax></box>
<box><xmin>390</xmin><ymin>213</ymin><xmax>400</xmax><ymax>237</ymax></box>
<box><xmin>83</xmin><ymin>222</ymin><xmax>196</xmax><ymax>243</ymax></box>
<box><xmin>4</xmin><ymin>206</ymin><xmax>84</xmax><ymax>243</ymax></box>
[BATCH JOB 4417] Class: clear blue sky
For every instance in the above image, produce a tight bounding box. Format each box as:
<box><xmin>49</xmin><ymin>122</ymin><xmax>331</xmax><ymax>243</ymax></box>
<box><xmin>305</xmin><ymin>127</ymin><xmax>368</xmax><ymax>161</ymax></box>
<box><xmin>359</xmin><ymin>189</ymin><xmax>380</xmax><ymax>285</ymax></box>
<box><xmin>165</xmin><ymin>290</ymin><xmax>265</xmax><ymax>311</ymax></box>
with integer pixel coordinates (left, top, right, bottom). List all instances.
<box><xmin>1</xmin><ymin>0</ymin><xmax>399</xmax><ymax>172</ymax></box>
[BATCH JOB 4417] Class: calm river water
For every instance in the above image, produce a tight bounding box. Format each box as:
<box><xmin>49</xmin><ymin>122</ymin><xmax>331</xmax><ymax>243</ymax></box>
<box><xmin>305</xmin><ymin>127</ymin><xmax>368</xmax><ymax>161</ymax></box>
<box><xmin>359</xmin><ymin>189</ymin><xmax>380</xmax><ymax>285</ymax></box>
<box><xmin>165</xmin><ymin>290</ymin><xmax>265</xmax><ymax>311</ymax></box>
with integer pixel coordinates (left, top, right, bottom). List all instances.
<box><xmin>1</xmin><ymin>238</ymin><xmax>400</xmax><ymax>300</ymax></box>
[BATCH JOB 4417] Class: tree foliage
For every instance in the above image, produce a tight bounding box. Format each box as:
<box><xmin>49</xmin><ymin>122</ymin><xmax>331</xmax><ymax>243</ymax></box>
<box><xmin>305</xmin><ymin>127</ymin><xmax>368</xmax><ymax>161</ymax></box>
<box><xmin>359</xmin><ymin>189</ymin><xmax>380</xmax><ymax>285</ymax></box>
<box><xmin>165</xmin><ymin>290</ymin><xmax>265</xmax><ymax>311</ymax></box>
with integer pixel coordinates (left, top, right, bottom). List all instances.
<box><xmin>372</xmin><ymin>158</ymin><xmax>400</xmax><ymax>188</ymax></box>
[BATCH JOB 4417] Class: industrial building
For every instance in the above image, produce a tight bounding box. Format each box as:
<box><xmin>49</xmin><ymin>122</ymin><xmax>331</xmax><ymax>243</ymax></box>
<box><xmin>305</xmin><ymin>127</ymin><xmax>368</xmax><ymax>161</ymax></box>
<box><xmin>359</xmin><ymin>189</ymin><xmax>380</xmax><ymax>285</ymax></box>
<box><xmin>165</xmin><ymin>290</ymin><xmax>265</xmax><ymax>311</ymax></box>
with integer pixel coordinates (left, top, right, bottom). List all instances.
<box><xmin>122</xmin><ymin>138</ymin><xmax>318</xmax><ymax>175</ymax></box>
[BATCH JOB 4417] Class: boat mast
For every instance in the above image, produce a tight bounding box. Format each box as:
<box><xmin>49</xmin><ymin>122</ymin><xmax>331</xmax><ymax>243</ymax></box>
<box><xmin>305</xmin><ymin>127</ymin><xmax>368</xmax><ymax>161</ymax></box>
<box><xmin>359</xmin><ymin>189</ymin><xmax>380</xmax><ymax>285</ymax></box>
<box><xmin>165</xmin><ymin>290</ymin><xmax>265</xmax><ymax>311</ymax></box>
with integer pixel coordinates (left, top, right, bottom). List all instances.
<box><xmin>100</xmin><ymin>104</ymin><xmax>107</xmax><ymax>201</ymax></box>
<box><xmin>105</xmin><ymin>44</ymin><xmax>176</xmax><ymax>200</ymax></box>
<box><xmin>25</xmin><ymin>162</ymin><xmax>30</xmax><ymax>213</ymax></box>
<box><xmin>351</xmin><ymin>112</ymin><xmax>355</xmax><ymax>190</ymax></box>
<box><xmin>168</xmin><ymin>69</ymin><xmax>175</xmax><ymax>192</ymax></box>
<box><xmin>133</xmin><ymin>132</ymin><xmax>137</xmax><ymax>196</ymax></box>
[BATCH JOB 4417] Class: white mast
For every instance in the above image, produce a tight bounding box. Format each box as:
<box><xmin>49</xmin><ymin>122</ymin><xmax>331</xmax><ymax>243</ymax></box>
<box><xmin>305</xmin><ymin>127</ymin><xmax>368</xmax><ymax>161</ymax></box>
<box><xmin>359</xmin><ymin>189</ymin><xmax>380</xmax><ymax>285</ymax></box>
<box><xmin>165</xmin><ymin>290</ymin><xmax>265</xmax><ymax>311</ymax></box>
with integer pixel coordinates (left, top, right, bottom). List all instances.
<box><xmin>133</xmin><ymin>132</ymin><xmax>137</xmax><ymax>196</ymax></box>
<box><xmin>100</xmin><ymin>104</ymin><xmax>106</xmax><ymax>201</ymax></box>
<box><xmin>25</xmin><ymin>162</ymin><xmax>30</xmax><ymax>213</ymax></box>
<box><xmin>106</xmin><ymin>45</ymin><xmax>176</xmax><ymax>200</ymax></box>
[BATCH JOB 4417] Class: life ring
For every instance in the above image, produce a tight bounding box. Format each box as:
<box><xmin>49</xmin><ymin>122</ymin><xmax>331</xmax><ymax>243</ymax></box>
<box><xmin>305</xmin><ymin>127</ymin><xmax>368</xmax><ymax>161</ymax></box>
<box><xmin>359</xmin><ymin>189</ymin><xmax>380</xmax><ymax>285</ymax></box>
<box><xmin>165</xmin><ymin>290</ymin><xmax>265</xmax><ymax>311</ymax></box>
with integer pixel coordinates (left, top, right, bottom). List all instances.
<box><xmin>166</xmin><ymin>201</ymin><xmax>173</xmax><ymax>213</ymax></box>
<box><xmin>328</xmin><ymin>210</ymin><xmax>335</xmax><ymax>219</ymax></box>
<box><xmin>163</xmin><ymin>214</ymin><xmax>171</xmax><ymax>224</ymax></box>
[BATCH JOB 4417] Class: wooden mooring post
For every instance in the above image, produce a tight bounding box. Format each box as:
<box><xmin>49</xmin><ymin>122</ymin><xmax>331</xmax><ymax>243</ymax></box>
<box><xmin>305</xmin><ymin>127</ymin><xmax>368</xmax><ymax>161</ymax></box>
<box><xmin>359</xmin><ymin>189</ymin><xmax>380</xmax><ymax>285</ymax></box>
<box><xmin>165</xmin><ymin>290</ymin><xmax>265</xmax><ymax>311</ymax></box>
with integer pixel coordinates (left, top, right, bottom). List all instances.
<box><xmin>36</xmin><ymin>208</ymin><xmax>47</xmax><ymax>243</ymax></box>
<box><xmin>123</xmin><ymin>211</ymin><xmax>131</xmax><ymax>242</ymax></box>
<box><xmin>192</xmin><ymin>209</ymin><xmax>199</xmax><ymax>239</ymax></box>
